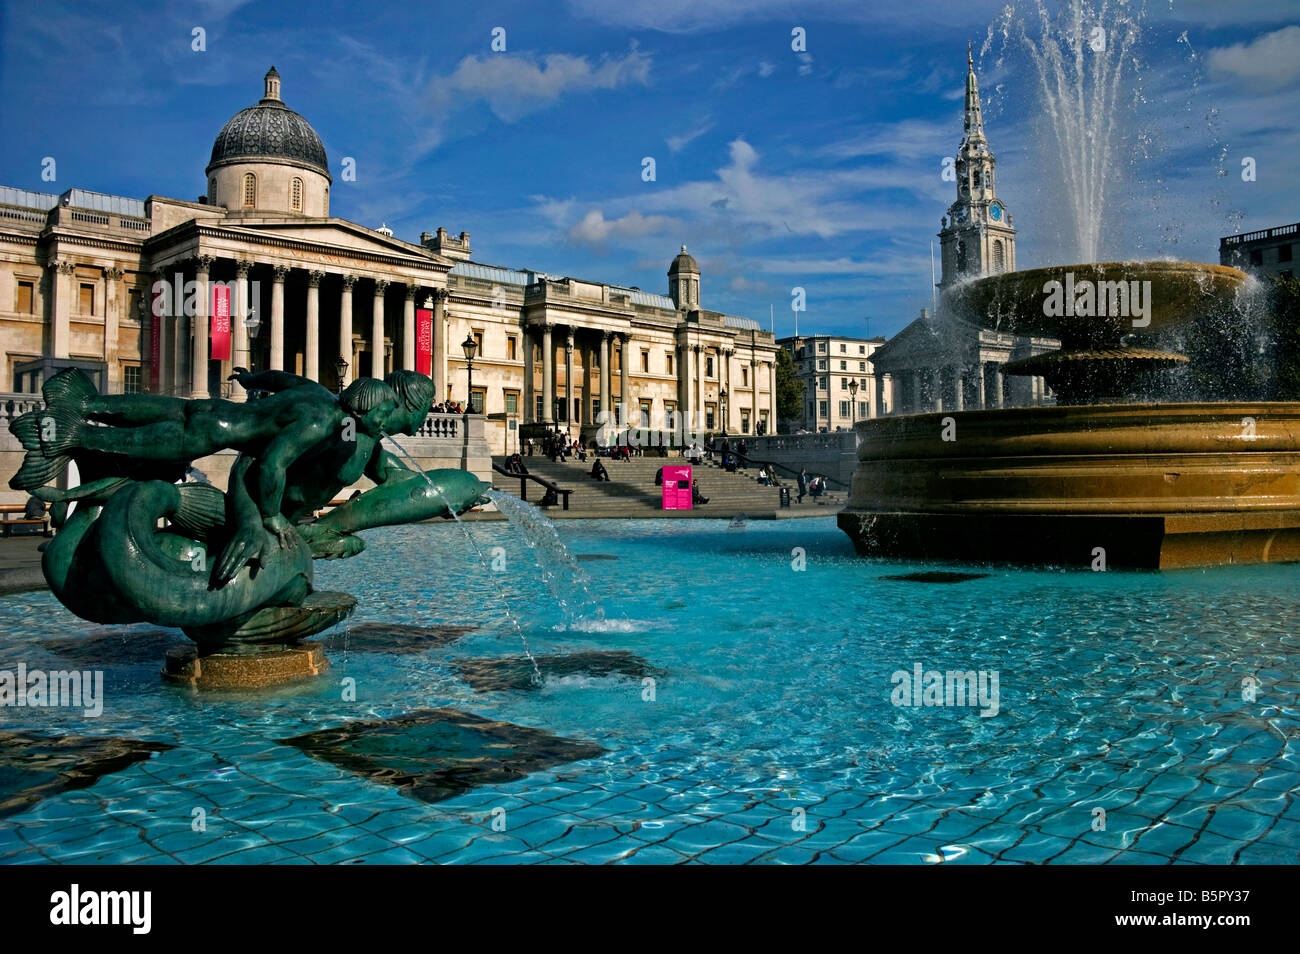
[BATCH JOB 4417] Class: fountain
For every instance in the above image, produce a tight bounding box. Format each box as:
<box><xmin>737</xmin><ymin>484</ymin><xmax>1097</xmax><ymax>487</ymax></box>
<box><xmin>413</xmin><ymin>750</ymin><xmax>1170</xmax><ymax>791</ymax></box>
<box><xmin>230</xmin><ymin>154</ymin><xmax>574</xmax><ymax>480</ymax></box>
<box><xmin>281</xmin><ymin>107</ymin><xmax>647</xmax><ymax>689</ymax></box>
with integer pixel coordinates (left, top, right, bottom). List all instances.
<box><xmin>7</xmin><ymin>367</ymin><xmax>489</xmax><ymax>687</ymax></box>
<box><xmin>838</xmin><ymin>5</ymin><xmax>1300</xmax><ymax>569</ymax></box>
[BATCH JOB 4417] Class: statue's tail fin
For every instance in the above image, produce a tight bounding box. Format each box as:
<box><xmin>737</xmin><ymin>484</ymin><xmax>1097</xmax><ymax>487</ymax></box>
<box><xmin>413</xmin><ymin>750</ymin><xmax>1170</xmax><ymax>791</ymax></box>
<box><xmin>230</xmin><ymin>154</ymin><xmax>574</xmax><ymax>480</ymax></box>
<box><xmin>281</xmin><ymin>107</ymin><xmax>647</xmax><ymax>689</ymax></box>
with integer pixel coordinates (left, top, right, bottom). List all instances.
<box><xmin>42</xmin><ymin>367</ymin><xmax>97</xmax><ymax>411</ymax></box>
<box><xmin>171</xmin><ymin>483</ymin><xmax>226</xmax><ymax>538</ymax></box>
<box><xmin>8</xmin><ymin>410</ymin><xmax>43</xmax><ymax>451</ymax></box>
<box><xmin>10</xmin><ymin>448</ymin><xmax>71</xmax><ymax>491</ymax></box>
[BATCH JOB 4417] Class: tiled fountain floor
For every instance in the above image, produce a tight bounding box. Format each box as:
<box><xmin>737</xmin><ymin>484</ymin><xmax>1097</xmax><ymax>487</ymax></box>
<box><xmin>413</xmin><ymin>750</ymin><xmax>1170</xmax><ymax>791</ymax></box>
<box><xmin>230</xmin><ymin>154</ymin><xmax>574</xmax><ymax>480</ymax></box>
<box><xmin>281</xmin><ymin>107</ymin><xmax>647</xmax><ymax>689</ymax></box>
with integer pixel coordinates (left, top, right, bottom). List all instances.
<box><xmin>0</xmin><ymin>518</ymin><xmax>1296</xmax><ymax>864</ymax></box>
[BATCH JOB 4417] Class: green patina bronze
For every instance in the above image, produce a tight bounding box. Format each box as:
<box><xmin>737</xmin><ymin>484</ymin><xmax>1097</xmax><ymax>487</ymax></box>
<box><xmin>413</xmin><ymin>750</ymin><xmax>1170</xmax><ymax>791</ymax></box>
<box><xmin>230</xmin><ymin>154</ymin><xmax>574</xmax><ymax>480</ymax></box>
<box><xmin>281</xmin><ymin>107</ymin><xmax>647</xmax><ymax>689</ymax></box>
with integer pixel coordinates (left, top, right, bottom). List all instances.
<box><xmin>8</xmin><ymin>367</ymin><xmax>488</xmax><ymax>653</ymax></box>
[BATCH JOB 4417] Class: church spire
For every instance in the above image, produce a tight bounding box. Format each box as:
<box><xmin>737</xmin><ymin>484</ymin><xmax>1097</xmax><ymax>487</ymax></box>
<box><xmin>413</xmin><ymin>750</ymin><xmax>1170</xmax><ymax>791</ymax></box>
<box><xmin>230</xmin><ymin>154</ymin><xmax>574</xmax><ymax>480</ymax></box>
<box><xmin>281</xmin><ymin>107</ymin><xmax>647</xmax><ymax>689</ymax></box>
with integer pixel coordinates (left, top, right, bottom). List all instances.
<box><xmin>962</xmin><ymin>43</ymin><xmax>986</xmax><ymax>147</ymax></box>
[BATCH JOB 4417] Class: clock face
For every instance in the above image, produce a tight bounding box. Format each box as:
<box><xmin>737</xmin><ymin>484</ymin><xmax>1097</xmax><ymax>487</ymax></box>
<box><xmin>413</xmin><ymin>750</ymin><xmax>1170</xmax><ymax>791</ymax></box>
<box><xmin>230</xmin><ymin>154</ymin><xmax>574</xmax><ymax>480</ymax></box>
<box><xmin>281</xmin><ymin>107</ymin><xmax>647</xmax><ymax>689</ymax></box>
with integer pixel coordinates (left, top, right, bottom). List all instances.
<box><xmin>990</xmin><ymin>203</ymin><xmax>1003</xmax><ymax>221</ymax></box>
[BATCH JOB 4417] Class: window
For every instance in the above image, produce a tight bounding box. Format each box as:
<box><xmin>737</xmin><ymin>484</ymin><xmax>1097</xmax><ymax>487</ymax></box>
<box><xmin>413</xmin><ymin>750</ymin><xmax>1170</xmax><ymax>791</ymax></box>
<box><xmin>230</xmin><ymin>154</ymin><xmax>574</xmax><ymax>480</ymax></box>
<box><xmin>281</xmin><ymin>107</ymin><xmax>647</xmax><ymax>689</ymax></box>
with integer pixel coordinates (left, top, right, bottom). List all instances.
<box><xmin>992</xmin><ymin>239</ymin><xmax>1006</xmax><ymax>274</ymax></box>
<box><xmin>123</xmin><ymin>365</ymin><xmax>142</xmax><ymax>393</ymax></box>
<box><xmin>554</xmin><ymin>397</ymin><xmax>567</xmax><ymax>422</ymax></box>
<box><xmin>841</xmin><ymin>377</ymin><xmax>848</xmax><ymax>390</ymax></box>
<box><xmin>819</xmin><ymin>401</ymin><xmax>828</xmax><ymax>417</ymax></box>
<box><xmin>472</xmin><ymin>330</ymin><xmax>484</xmax><ymax>356</ymax></box>
<box><xmin>859</xmin><ymin>345</ymin><xmax>866</xmax><ymax>354</ymax></box>
<box><xmin>15</xmin><ymin>281</ymin><xmax>34</xmax><ymax>314</ymax></box>
<box><xmin>741</xmin><ymin>410</ymin><xmax>750</xmax><ymax>432</ymax></box>
<box><xmin>818</xmin><ymin>359</ymin><xmax>826</xmax><ymax>370</ymax></box>
<box><xmin>839</xmin><ymin>343</ymin><xmax>846</xmax><ymax>353</ymax></box>
<box><xmin>665</xmin><ymin>402</ymin><xmax>677</xmax><ymax>428</ymax></box>
<box><xmin>469</xmin><ymin>387</ymin><xmax>486</xmax><ymax>414</ymax></box>
<box><xmin>817</xmin><ymin>341</ymin><xmax>826</xmax><ymax>352</ymax></box>
<box><xmin>507</xmin><ymin>336</ymin><xmax>517</xmax><ymax>360</ymax></box>
<box><xmin>641</xmin><ymin>351</ymin><xmax>649</xmax><ymax>373</ymax></box>
<box><xmin>840</xmin><ymin>401</ymin><xmax>850</xmax><ymax>417</ymax></box>
<box><xmin>79</xmin><ymin>283</ymin><xmax>95</xmax><ymax>315</ymax></box>
<box><xmin>504</xmin><ymin>390</ymin><xmax>519</xmax><ymax>416</ymax></box>
<box><xmin>242</xmin><ymin>173</ymin><xmax>257</xmax><ymax>209</ymax></box>
<box><xmin>640</xmin><ymin>400</ymin><xmax>652</xmax><ymax>427</ymax></box>
<box><xmin>859</xmin><ymin>362</ymin><xmax>866</xmax><ymax>372</ymax></box>
<box><xmin>291</xmin><ymin>177</ymin><xmax>303</xmax><ymax>212</ymax></box>
<box><xmin>817</xmin><ymin>377</ymin><xmax>826</xmax><ymax>390</ymax></box>
<box><xmin>861</xmin><ymin>378</ymin><xmax>868</xmax><ymax>389</ymax></box>
<box><xmin>666</xmin><ymin>353</ymin><xmax>673</xmax><ymax>375</ymax></box>
<box><xmin>208</xmin><ymin>177</ymin><xmax>216</xmax><ymax>198</ymax></box>
<box><xmin>1280</xmin><ymin>245</ymin><xmax>1294</xmax><ymax>264</ymax></box>
<box><xmin>127</xmin><ymin>288</ymin><xmax>142</xmax><ymax>322</ymax></box>
<box><xmin>840</xmin><ymin>360</ymin><xmax>847</xmax><ymax>371</ymax></box>
<box><xmin>323</xmin><ymin>187</ymin><xmax>329</xmax><ymax>215</ymax></box>
<box><xmin>859</xmin><ymin>401</ymin><xmax>869</xmax><ymax>418</ymax></box>
<box><xmin>706</xmin><ymin>355</ymin><xmax>714</xmax><ymax>377</ymax></box>
<box><xmin>535</xmin><ymin>394</ymin><xmax>544</xmax><ymax>420</ymax></box>
<box><xmin>741</xmin><ymin>367</ymin><xmax>748</xmax><ymax>387</ymax></box>
<box><xmin>705</xmin><ymin>403</ymin><xmax>716</xmax><ymax>429</ymax></box>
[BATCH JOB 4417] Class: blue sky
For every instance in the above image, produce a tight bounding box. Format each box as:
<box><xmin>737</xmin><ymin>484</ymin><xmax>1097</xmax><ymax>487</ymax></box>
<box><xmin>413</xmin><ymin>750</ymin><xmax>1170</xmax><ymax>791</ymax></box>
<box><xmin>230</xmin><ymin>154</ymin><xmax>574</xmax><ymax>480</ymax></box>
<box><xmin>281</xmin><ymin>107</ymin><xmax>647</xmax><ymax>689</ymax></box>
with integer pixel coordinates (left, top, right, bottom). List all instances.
<box><xmin>2</xmin><ymin>0</ymin><xmax>1297</xmax><ymax>339</ymax></box>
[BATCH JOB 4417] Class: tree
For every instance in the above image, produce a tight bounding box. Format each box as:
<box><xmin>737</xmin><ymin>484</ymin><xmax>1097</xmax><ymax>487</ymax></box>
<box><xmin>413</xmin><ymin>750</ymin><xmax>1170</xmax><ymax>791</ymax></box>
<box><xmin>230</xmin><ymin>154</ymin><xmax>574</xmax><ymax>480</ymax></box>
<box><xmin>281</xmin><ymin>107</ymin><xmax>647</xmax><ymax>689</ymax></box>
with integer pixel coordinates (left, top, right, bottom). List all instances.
<box><xmin>774</xmin><ymin>347</ymin><xmax>803</xmax><ymax>432</ymax></box>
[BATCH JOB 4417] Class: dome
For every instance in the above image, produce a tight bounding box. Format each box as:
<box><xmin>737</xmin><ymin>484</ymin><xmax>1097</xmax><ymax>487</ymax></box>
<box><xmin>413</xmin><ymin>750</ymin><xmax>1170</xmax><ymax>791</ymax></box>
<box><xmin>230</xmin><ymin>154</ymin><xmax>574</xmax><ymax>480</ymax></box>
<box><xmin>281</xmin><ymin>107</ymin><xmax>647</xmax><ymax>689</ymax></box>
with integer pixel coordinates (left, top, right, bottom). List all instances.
<box><xmin>668</xmin><ymin>244</ymin><xmax>699</xmax><ymax>274</ymax></box>
<box><xmin>206</xmin><ymin>67</ymin><xmax>330</xmax><ymax>179</ymax></box>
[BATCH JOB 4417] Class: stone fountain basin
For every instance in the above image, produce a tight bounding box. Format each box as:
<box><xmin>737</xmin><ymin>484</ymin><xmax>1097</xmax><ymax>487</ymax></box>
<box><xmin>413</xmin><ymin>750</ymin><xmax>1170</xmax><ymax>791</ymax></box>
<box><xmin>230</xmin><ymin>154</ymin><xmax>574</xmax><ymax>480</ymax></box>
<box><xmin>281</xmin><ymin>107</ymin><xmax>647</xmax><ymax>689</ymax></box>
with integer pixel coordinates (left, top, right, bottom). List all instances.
<box><xmin>838</xmin><ymin>403</ymin><xmax>1300</xmax><ymax>568</ymax></box>
<box><xmin>944</xmin><ymin>261</ymin><xmax>1248</xmax><ymax>341</ymax></box>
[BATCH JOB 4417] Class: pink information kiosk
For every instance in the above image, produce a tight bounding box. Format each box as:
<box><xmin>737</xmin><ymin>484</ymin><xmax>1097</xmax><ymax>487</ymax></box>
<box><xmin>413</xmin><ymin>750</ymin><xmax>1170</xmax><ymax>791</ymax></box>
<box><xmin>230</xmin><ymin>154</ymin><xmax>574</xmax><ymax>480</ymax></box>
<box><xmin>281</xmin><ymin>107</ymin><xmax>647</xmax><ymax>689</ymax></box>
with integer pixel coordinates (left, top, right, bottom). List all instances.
<box><xmin>662</xmin><ymin>465</ymin><xmax>692</xmax><ymax>510</ymax></box>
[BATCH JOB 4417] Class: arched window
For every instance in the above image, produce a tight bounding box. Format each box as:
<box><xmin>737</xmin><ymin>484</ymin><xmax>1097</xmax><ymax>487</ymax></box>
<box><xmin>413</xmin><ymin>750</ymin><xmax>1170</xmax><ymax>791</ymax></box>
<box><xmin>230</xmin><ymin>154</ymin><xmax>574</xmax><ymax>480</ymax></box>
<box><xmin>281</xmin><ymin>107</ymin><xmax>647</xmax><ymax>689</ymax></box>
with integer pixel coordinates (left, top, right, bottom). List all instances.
<box><xmin>956</xmin><ymin>240</ymin><xmax>968</xmax><ymax>274</ymax></box>
<box><xmin>242</xmin><ymin>173</ymin><xmax>257</xmax><ymax>209</ymax></box>
<box><xmin>290</xmin><ymin>177</ymin><xmax>303</xmax><ymax>212</ymax></box>
<box><xmin>992</xmin><ymin>240</ymin><xmax>1006</xmax><ymax>274</ymax></box>
<box><xmin>323</xmin><ymin>187</ymin><xmax>329</xmax><ymax>215</ymax></box>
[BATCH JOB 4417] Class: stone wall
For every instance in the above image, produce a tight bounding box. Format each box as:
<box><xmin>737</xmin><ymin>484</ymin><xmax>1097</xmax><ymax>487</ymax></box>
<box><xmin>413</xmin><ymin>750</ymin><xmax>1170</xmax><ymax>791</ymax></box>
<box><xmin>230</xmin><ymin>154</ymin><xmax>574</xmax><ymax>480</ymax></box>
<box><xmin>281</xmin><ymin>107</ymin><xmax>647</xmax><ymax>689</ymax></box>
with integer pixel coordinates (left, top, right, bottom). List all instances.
<box><xmin>744</xmin><ymin>430</ymin><xmax>859</xmax><ymax>487</ymax></box>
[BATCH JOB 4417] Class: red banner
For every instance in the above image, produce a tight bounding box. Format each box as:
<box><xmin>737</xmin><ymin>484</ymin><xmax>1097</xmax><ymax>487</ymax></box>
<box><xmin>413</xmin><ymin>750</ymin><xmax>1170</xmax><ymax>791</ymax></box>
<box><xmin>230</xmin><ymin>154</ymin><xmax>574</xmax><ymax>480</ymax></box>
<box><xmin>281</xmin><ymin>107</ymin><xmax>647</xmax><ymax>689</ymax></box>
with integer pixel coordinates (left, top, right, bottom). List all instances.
<box><xmin>149</xmin><ymin>285</ymin><xmax>162</xmax><ymax>391</ymax></box>
<box><xmin>210</xmin><ymin>284</ymin><xmax>231</xmax><ymax>362</ymax></box>
<box><xmin>416</xmin><ymin>307</ymin><xmax>433</xmax><ymax>377</ymax></box>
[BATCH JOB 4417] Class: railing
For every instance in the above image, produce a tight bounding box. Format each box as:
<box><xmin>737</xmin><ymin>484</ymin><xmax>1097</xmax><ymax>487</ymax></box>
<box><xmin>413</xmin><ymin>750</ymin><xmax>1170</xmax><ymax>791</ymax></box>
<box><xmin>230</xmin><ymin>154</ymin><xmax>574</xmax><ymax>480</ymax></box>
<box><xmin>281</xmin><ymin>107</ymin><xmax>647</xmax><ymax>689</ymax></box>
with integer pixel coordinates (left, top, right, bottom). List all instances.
<box><xmin>1221</xmin><ymin>223</ymin><xmax>1299</xmax><ymax>245</ymax></box>
<box><xmin>415</xmin><ymin>413</ymin><xmax>461</xmax><ymax>438</ymax></box>
<box><xmin>491</xmin><ymin>462</ymin><xmax>571</xmax><ymax>510</ymax></box>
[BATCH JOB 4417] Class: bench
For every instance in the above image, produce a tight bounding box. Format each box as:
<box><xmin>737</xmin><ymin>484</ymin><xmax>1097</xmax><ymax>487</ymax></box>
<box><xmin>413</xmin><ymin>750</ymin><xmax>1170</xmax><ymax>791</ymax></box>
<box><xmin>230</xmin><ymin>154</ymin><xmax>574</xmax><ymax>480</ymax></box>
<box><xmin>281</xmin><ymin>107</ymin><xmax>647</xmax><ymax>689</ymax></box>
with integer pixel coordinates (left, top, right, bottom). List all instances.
<box><xmin>0</xmin><ymin>503</ymin><xmax>51</xmax><ymax>537</ymax></box>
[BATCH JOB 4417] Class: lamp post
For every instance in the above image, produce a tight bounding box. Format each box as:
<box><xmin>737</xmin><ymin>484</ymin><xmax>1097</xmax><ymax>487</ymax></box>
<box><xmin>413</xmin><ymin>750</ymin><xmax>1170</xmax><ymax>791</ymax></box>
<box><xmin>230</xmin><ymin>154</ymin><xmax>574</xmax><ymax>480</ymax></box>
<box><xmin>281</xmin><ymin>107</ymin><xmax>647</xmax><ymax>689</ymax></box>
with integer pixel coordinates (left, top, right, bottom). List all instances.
<box><xmin>848</xmin><ymin>378</ymin><xmax>859</xmax><ymax>428</ymax></box>
<box><xmin>461</xmin><ymin>333</ymin><xmax>478</xmax><ymax>413</ymax></box>
<box><xmin>719</xmin><ymin>387</ymin><xmax>728</xmax><ymax>437</ymax></box>
<box><xmin>243</xmin><ymin>306</ymin><xmax>261</xmax><ymax>371</ymax></box>
<box><xmin>335</xmin><ymin>355</ymin><xmax>349</xmax><ymax>395</ymax></box>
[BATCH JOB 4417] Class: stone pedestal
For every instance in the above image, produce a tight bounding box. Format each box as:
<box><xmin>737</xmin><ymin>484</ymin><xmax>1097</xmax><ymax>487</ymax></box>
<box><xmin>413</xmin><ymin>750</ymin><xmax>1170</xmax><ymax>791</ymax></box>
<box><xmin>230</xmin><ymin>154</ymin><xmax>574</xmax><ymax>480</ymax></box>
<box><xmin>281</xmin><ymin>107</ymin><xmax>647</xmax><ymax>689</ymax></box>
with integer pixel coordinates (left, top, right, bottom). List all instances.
<box><xmin>162</xmin><ymin>642</ymin><xmax>329</xmax><ymax>690</ymax></box>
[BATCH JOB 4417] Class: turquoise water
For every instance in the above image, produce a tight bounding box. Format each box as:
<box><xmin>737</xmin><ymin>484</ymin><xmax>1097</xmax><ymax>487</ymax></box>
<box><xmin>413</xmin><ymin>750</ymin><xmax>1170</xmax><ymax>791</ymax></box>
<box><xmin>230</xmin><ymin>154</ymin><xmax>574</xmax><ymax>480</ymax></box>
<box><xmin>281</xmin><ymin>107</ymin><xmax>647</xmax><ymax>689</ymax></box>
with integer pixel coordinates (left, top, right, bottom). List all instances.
<box><xmin>0</xmin><ymin>516</ymin><xmax>1296</xmax><ymax>864</ymax></box>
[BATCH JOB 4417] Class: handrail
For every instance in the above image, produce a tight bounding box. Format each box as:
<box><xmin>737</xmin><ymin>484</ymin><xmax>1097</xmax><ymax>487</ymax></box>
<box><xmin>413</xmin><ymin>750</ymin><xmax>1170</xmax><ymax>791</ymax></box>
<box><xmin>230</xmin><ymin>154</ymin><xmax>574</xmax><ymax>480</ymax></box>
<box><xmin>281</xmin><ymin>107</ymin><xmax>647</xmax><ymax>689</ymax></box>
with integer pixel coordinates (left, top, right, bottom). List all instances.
<box><xmin>492</xmin><ymin>463</ymin><xmax>571</xmax><ymax>510</ymax></box>
<box><xmin>703</xmin><ymin>440</ymin><xmax>850</xmax><ymax>490</ymax></box>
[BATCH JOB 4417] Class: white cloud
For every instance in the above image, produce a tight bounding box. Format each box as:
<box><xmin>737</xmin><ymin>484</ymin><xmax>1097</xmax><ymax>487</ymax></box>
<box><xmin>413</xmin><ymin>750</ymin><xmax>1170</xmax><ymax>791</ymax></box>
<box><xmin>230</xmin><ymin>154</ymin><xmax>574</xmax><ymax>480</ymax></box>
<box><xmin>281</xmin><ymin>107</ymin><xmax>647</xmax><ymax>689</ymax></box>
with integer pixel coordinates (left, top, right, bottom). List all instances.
<box><xmin>816</xmin><ymin>118</ymin><xmax>952</xmax><ymax>160</ymax></box>
<box><xmin>758</xmin><ymin>61</ymin><xmax>776</xmax><ymax>78</ymax></box>
<box><xmin>567</xmin><ymin>209</ymin><xmax>682</xmax><ymax>247</ymax></box>
<box><xmin>425</xmin><ymin>47</ymin><xmax>651</xmax><ymax>123</ymax></box>
<box><xmin>667</xmin><ymin>118</ymin><xmax>715</xmax><ymax>153</ymax></box>
<box><xmin>1209</xmin><ymin>26</ymin><xmax>1300</xmax><ymax>88</ymax></box>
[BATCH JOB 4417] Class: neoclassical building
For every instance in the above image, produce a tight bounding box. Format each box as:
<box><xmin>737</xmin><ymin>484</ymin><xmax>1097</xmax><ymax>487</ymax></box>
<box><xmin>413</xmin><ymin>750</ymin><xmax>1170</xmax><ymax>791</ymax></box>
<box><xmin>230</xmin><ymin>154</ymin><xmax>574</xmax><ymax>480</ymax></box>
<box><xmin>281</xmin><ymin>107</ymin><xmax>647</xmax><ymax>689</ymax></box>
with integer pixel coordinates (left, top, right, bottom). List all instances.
<box><xmin>0</xmin><ymin>67</ymin><xmax>779</xmax><ymax>454</ymax></box>
<box><xmin>870</xmin><ymin>48</ymin><xmax>1056</xmax><ymax>414</ymax></box>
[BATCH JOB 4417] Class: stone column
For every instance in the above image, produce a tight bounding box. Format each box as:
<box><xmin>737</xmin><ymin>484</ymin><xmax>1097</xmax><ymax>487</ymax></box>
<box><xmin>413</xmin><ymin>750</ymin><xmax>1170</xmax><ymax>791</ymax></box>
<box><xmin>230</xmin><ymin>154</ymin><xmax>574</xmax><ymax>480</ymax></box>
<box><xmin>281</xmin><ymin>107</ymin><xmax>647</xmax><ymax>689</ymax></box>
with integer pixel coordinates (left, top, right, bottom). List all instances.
<box><xmin>233</xmin><ymin>261</ymin><xmax>251</xmax><ymax>387</ymax></box>
<box><xmin>339</xmin><ymin>275</ymin><xmax>356</xmax><ymax>387</ymax></box>
<box><xmin>270</xmin><ymin>265</ymin><xmax>287</xmax><ymax>371</ymax></box>
<box><xmin>403</xmin><ymin>284</ymin><xmax>417</xmax><ymax>371</ymax></box>
<box><xmin>104</xmin><ymin>267</ymin><xmax>124</xmax><ymax>391</ymax></box>
<box><xmin>680</xmin><ymin>342</ymin><xmax>693</xmax><ymax>429</ymax></box>
<box><xmin>721</xmin><ymin>349</ymin><xmax>731</xmax><ymax>431</ymax></box>
<box><xmin>49</xmin><ymin>260</ymin><xmax>73</xmax><ymax>359</ymax></box>
<box><xmin>148</xmin><ymin>269</ymin><xmax>168</xmax><ymax>393</ymax></box>
<box><xmin>911</xmin><ymin>372</ymin><xmax>922</xmax><ymax>414</ymax></box>
<box><xmin>992</xmin><ymin>363</ymin><xmax>1004</xmax><ymax>408</ymax></box>
<box><xmin>564</xmin><ymin>329</ymin><xmax>575</xmax><ymax>427</ymax></box>
<box><xmin>305</xmin><ymin>270</ymin><xmax>323</xmax><ymax>383</ymax></box>
<box><xmin>431</xmin><ymin>288</ymin><xmax>448</xmax><ymax>400</ymax></box>
<box><xmin>523</xmin><ymin>324</ymin><xmax>535</xmax><ymax>422</ymax></box>
<box><xmin>750</xmin><ymin>356</ymin><xmax>759</xmax><ymax>434</ymax></box>
<box><xmin>951</xmin><ymin>364</ymin><xmax>964</xmax><ymax>412</ymax></box>
<box><xmin>599</xmin><ymin>331</ymin><xmax>611</xmax><ymax>427</ymax></box>
<box><xmin>619</xmin><ymin>333</ymin><xmax>631</xmax><ymax>426</ymax></box>
<box><xmin>541</xmin><ymin>323</ymin><xmax>555</xmax><ymax>423</ymax></box>
<box><xmin>371</xmin><ymin>279</ymin><xmax>388</xmax><ymax>378</ymax></box>
<box><xmin>192</xmin><ymin>255</ymin><xmax>213</xmax><ymax>398</ymax></box>
<box><xmin>976</xmin><ymin>362</ymin><xmax>986</xmax><ymax>409</ymax></box>
<box><xmin>768</xmin><ymin>361</ymin><xmax>778</xmax><ymax>433</ymax></box>
<box><xmin>876</xmin><ymin>373</ymin><xmax>886</xmax><ymax>417</ymax></box>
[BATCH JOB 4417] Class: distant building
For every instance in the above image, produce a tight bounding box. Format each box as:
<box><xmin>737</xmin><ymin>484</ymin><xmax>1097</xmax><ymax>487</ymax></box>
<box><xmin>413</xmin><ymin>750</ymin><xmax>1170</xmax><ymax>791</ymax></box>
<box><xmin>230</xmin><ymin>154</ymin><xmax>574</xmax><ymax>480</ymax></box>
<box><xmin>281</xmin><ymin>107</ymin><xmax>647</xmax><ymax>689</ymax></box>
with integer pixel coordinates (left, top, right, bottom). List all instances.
<box><xmin>869</xmin><ymin>47</ymin><xmax>1054</xmax><ymax>414</ymax></box>
<box><xmin>0</xmin><ymin>68</ymin><xmax>780</xmax><ymax>453</ymax></box>
<box><xmin>1220</xmin><ymin>222</ymin><xmax>1298</xmax><ymax>282</ymax></box>
<box><xmin>777</xmin><ymin>333</ymin><xmax>890</xmax><ymax>431</ymax></box>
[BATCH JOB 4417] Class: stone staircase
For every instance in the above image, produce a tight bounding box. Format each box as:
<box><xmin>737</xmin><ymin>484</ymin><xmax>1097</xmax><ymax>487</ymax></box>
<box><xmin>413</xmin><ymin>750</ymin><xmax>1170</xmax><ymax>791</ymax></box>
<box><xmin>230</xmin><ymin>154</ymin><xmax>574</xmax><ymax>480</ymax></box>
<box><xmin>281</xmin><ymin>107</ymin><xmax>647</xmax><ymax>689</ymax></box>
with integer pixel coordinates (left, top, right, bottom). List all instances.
<box><xmin>489</xmin><ymin>452</ymin><xmax>842</xmax><ymax>519</ymax></box>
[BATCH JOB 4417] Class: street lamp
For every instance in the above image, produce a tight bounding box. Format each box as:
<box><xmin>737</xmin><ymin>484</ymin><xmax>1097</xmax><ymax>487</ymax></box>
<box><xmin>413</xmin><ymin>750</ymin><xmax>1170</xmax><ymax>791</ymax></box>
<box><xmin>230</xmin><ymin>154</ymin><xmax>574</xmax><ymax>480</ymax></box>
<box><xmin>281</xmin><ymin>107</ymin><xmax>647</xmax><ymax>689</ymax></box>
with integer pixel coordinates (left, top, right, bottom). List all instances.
<box><xmin>461</xmin><ymin>333</ymin><xmax>478</xmax><ymax>413</ymax></box>
<box><xmin>243</xmin><ymin>306</ymin><xmax>260</xmax><ymax>370</ymax></box>
<box><xmin>848</xmin><ymin>378</ymin><xmax>859</xmax><ymax>428</ymax></box>
<box><xmin>335</xmin><ymin>355</ymin><xmax>349</xmax><ymax>395</ymax></box>
<box><xmin>719</xmin><ymin>387</ymin><xmax>728</xmax><ymax>437</ymax></box>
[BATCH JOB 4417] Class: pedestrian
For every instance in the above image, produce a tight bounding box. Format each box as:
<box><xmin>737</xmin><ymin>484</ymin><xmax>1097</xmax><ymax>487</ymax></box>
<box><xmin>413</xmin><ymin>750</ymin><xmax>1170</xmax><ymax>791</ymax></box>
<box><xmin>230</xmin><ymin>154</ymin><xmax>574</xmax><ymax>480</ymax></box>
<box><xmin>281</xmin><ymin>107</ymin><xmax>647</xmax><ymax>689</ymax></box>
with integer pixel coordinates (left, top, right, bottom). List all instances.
<box><xmin>692</xmin><ymin>479</ymin><xmax>709</xmax><ymax>506</ymax></box>
<box><xmin>738</xmin><ymin>438</ymin><xmax>747</xmax><ymax>458</ymax></box>
<box><xmin>797</xmin><ymin>467</ymin><xmax>808</xmax><ymax>503</ymax></box>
